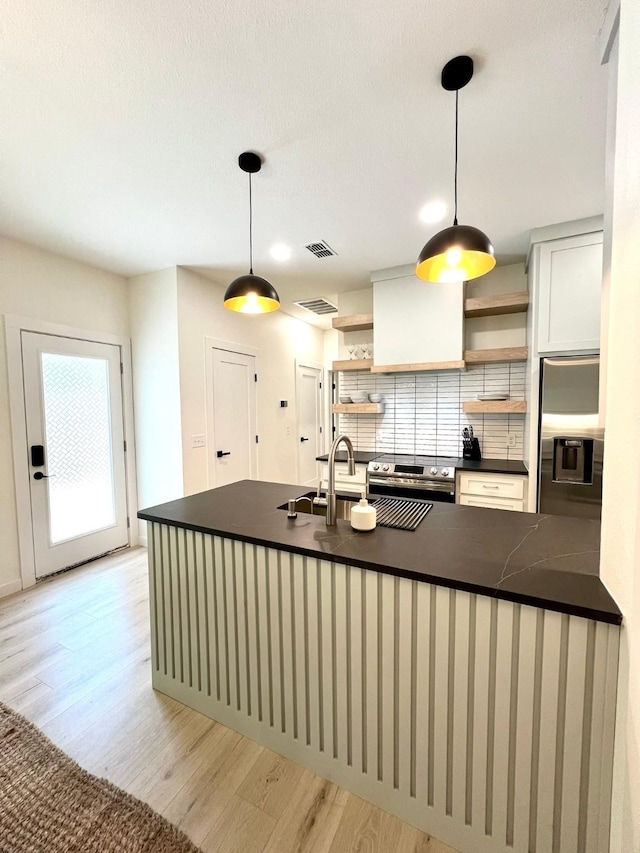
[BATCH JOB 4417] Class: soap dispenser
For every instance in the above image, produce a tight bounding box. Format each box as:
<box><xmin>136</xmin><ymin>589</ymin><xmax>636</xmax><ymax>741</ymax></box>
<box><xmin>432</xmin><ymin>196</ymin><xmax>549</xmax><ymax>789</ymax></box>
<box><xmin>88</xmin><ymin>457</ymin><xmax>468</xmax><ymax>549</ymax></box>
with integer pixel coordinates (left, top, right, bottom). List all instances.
<box><xmin>350</xmin><ymin>490</ymin><xmax>377</xmax><ymax>532</ymax></box>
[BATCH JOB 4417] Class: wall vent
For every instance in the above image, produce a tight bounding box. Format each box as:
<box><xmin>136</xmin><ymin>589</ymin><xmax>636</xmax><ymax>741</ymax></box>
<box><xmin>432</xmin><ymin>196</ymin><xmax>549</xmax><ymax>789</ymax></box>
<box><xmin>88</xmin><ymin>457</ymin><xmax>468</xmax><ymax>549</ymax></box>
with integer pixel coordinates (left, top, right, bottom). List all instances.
<box><xmin>304</xmin><ymin>240</ymin><xmax>337</xmax><ymax>259</ymax></box>
<box><xmin>294</xmin><ymin>298</ymin><xmax>338</xmax><ymax>316</ymax></box>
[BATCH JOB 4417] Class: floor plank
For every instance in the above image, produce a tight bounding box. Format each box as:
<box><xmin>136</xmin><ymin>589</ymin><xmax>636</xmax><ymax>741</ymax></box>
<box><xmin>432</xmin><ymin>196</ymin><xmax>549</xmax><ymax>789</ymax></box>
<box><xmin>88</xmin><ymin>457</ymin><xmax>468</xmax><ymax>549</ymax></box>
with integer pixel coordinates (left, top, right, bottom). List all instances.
<box><xmin>237</xmin><ymin>748</ymin><xmax>306</xmax><ymax>820</ymax></box>
<box><xmin>0</xmin><ymin>547</ymin><xmax>461</xmax><ymax>853</ymax></box>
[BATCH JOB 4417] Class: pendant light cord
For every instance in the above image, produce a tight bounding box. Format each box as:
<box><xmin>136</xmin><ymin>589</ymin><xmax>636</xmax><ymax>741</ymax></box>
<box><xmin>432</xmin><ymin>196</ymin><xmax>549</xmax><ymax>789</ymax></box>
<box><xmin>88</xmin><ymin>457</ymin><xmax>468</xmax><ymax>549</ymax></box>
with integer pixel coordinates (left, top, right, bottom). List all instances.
<box><xmin>248</xmin><ymin>172</ymin><xmax>254</xmax><ymax>274</ymax></box>
<box><xmin>453</xmin><ymin>88</ymin><xmax>459</xmax><ymax>226</ymax></box>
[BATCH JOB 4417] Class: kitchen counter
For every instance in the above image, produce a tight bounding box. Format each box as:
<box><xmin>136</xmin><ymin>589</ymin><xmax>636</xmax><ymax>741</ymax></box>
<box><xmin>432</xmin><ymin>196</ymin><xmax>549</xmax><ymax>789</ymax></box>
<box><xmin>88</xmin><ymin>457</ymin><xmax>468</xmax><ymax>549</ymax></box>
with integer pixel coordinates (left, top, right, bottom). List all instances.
<box><xmin>315</xmin><ymin>451</ymin><xmax>380</xmax><ymax>463</ymax></box>
<box><xmin>140</xmin><ymin>480</ymin><xmax>620</xmax><ymax>852</ymax></box>
<box><xmin>138</xmin><ymin>479</ymin><xmax>619</xmax><ymax>624</ymax></box>
<box><xmin>456</xmin><ymin>458</ymin><xmax>528</xmax><ymax>475</ymax></box>
<box><xmin>316</xmin><ymin>452</ymin><xmax>528</xmax><ymax>476</ymax></box>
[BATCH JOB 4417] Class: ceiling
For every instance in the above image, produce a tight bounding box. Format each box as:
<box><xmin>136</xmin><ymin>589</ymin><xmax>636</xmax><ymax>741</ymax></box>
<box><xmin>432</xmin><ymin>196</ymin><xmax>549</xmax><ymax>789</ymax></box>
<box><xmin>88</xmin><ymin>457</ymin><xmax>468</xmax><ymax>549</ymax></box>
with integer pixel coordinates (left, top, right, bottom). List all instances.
<box><xmin>2</xmin><ymin>0</ymin><xmax>609</xmax><ymax>327</ymax></box>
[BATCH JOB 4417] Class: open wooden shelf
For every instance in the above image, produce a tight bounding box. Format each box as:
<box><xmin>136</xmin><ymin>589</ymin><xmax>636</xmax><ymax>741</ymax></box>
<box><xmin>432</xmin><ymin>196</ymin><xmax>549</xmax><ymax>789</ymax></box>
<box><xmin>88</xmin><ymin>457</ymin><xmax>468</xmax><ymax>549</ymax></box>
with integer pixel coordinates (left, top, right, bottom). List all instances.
<box><xmin>332</xmin><ymin>358</ymin><xmax>373</xmax><ymax>372</ymax></box>
<box><xmin>331</xmin><ymin>313</ymin><xmax>374</xmax><ymax>332</ymax></box>
<box><xmin>371</xmin><ymin>360</ymin><xmax>465</xmax><ymax>374</ymax></box>
<box><xmin>463</xmin><ymin>400</ymin><xmax>527</xmax><ymax>414</ymax></box>
<box><xmin>464</xmin><ymin>291</ymin><xmax>530</xmax><ymax>318</ymax></box>
<box><xmin>463</xmin><ymin>346</ymin><xmax>528</xmax><ymax>365</ymax></box>
<box><xmin>332</xmin><ymin>403</ymin><xmax>385</xmax><ymax>414</ymax></box>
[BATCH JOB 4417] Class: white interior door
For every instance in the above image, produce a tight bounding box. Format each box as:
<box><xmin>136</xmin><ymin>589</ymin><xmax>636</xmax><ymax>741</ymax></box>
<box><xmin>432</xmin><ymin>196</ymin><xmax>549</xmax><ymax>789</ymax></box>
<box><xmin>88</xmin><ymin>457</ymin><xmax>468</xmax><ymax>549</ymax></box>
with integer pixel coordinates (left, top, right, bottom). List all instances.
<box><xmin>21</xmin><ymin>332</ymin><xmax>129</xmax><ymax>579</ymax></box>
<box><xmin>211</xmin><ymin>349</ymin><xmax>257</xmax><ymax>487</ymax></box>
<box><xmin>296</xmin><ymin>363</ymin><xmax>323</xmax><ymax>486</ymax></box>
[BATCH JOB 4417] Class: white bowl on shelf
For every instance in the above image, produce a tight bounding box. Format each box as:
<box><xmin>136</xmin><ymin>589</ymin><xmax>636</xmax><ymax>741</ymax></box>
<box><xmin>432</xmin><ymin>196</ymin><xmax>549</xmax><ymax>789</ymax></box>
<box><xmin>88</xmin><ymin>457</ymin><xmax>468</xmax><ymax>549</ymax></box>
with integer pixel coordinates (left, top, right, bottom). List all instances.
<box><xmin>368</xmin><ymin>393</ymin><xmax>382</xmax><ymax>403</ymax></box>
<box><xmin>350</xmin><ymin>392</ymin><xmax>368</xmax><ymax>403</ymax></box>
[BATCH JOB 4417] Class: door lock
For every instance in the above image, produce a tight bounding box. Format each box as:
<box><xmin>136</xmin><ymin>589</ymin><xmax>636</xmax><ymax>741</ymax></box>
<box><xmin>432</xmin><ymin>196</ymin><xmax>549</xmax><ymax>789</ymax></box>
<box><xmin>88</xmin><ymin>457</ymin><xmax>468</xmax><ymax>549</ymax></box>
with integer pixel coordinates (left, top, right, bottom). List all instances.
<box><xmin>216</xmin><ymin>451</ymin><xmax>231</xmax><ymax>458</ymax></box>
<box><xmin>31</xmin><ymin>445</ymin><xmax>45</xmax><ymax>467</ymax></box>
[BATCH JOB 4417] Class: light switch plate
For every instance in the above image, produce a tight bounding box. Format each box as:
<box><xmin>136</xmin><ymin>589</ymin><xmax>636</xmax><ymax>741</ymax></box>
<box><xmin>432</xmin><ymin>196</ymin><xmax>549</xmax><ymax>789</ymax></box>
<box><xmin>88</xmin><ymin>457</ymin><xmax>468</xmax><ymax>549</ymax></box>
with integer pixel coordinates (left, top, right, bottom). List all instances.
<box><xmin>507</xmin><ymin>432</ymin><xmax>517</xmax><ymax>448</ymax></box>
<box><xmin>191</xmin><ymin>434</ymin><xmax>206</xmax><ymax>448</ymax></box>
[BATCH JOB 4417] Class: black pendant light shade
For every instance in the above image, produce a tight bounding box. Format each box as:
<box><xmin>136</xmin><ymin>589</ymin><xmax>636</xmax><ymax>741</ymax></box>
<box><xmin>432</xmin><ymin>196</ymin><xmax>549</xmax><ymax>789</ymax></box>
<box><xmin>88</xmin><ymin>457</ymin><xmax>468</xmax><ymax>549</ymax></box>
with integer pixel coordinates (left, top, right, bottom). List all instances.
<box><xmin>224</xmin><ymin>152</ymin><xmax>280</xmax><ymax>314</ymax></box>
<box><xmin>416</xmin><ymin>56</ymin><xmax>495</xmax><ymax>284</ymax></box>
<box><xmin>224</xmin><ymin>273</ymin><xmax>280</xmax><ymax>314</ymax></box>
<box><xmin>417</xmin><ymin>224</ymin><xmax>495</xmax><ymax>284</ymax></box>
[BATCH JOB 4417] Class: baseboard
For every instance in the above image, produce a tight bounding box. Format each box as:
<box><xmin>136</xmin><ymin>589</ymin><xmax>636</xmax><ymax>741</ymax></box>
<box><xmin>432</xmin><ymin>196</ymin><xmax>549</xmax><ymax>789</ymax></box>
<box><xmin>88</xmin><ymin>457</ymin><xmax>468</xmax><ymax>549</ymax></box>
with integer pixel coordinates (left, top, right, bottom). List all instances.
<box><xmin>138</xmin><ymin>534</ymin><xmax>148</xmax><ymax>547</ymax></box>
<box><xmin>0</xmin><ymin>578</ymin><xmax>23</xmax><ymax>599</ymax></box>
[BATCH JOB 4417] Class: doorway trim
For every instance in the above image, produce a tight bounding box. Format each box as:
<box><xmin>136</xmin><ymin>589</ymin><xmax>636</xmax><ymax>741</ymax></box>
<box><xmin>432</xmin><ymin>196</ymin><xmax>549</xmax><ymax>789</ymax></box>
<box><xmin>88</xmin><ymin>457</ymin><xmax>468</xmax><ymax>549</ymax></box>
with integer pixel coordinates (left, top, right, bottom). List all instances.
<box><xmin>5</xmin><ymin>314</ymin><xmax>138</xmax><ymax>590</ymax></box>
<box><xmin>294</xmin><ymin>359</ymin><xmax>325</xmax><ymax>485</ymax></box>
<box><xmin>205</xmin><ymin>337</ymin><xmax>260</xmax><ymax>488</ymax></box>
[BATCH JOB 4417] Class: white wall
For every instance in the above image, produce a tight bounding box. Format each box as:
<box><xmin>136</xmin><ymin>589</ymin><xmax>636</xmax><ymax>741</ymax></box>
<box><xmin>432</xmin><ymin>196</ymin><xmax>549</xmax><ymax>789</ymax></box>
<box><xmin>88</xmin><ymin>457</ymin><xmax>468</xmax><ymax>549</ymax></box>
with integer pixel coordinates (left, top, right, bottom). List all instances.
<box><xmin>176</xmin><ymin>268</ymin><xmax>325</xmax><ymax>495</ymax></box>
<box><xmin>335</xmin><ymin>288</ymin><xmax>373</xmax><ymax>360</ymax></box>
<box><xmin>128</xmin><ymin>269</ymin><xmax>184</xmax><ymax>535</ymax></box>
<box><xmin>600</xmin><ymin>2</ymin><xmax>640</xmax><ymax>849</ymax></box>
<box><xmin>465</xmin><ymin>263</ymin><xmax>528</xmax><ymax>350</ymax></box>
<box><xmin>338</xmin><ymin>363</ymin><xmax>526</xmax><ymax>461</ymax></box>
<box><xmin>0</xmin><ymin>237</ymin><xmax>129</xmax><ymax>595</ymax></box>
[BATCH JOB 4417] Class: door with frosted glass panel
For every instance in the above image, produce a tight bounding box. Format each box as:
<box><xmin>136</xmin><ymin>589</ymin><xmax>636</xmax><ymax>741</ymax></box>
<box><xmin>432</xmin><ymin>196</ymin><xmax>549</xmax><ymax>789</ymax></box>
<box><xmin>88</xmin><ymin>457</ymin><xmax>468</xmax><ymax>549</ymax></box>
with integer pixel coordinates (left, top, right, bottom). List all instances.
<box><xmin>21</xmin><ymin>332</ymin><xmax>129</xmax><ymax>578</ymax></box>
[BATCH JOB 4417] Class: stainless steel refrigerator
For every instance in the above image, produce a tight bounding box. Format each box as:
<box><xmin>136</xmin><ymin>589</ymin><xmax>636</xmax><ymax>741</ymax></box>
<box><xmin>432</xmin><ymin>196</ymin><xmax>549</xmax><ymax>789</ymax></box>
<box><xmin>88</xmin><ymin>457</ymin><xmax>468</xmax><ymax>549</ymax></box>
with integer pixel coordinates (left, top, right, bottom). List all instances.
<box><xmin>538</xmin><ymin>355</ymin><xmax>604</xmax><ymax>519</ymax></box>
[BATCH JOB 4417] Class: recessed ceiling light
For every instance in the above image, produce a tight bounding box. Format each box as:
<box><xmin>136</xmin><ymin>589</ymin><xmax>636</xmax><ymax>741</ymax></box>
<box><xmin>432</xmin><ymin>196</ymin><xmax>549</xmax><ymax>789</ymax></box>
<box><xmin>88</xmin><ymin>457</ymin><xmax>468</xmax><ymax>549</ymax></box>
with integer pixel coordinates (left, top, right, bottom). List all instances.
<box><xmin>419</xmin><ymin>200</ymin><xmax>447</xmax><ymax>225</ymax></box>
<box><xmin>269</xmin><ymin>243</ymin><xmax>292</xmax><ymax>262</ymax></box>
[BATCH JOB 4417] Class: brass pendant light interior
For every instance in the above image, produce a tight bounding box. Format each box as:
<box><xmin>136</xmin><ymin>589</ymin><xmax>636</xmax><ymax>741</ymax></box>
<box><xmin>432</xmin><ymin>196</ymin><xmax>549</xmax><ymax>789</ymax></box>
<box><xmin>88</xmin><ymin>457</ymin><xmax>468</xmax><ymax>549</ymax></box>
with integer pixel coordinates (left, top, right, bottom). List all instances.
<box><xmin>416</xmin><ymin>56</ymin><xmax>495</xmax><ymax>284</ymax></box>
<box><xmin>224</xmin><ymin>152</ymin><xmax>280</xmax><ymax>314</ymax></box>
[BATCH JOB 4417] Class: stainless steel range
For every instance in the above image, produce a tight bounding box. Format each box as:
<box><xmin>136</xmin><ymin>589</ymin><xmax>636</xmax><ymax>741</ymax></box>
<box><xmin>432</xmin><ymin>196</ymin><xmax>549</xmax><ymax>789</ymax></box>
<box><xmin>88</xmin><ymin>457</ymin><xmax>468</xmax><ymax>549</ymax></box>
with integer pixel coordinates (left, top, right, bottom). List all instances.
<box><xmin>367</xmin><ymin>454</ymin><xmax>460</xmax><ymax>503</ymax></box>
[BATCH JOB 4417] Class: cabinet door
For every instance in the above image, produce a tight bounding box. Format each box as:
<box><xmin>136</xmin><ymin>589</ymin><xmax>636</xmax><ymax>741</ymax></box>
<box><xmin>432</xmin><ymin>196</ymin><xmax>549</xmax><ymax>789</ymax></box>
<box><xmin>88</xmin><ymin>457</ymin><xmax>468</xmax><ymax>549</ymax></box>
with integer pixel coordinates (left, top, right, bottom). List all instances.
<box><xmin>320</xmin><ymin>463</ymin><xmax>367</xmax><ymax>490</ymax></box>
<box><xmin>537</xmin><ymin>232</ymin><xmax>603</xmax><ymax>354</ymax></box>
<box><xmin>459</xmin><ymin>494</ymin><xmax>524</xmax><ymax>512</ymax></box>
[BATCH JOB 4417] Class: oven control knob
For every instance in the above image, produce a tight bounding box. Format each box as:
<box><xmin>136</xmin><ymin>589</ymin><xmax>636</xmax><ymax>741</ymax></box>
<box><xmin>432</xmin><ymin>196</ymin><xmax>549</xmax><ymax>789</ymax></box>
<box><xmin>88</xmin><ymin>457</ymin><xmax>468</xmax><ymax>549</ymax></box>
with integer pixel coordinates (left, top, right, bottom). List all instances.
<box><xmin>382</xmin><ymin>465</ymin><xmax>390</xmax><ymax>472</ymax></box>
<box><xmin>372</xmin><ymin>464</ymin><xmax>379</xmax><ymax>471</ymax></box>
<box><xmin>441</xmin><ymin>468</ymin><xmax>450</xmax><ymax>477</ymax></box>
<box><xmin>430</xmin><ymin>467</ymin><xmax>438</xmax><ymax>476</ymax></box>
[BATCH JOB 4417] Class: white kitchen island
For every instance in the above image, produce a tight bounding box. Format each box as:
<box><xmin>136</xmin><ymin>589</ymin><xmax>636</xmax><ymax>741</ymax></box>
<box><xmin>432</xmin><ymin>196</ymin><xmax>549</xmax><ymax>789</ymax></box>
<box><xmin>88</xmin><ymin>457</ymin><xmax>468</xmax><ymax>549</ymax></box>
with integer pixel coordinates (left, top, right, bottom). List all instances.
<box><xmin>140</xmin><ymin>480</ymin><xmax>621</xmax><ymax>853</ymax></box>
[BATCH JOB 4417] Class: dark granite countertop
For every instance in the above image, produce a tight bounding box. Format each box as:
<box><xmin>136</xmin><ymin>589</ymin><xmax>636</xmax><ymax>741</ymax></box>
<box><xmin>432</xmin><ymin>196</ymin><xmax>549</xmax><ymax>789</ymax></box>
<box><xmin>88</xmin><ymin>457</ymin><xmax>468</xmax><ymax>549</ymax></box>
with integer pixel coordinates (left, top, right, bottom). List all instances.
<box><xmin>315</xmin><ymin>452</ymin><xmax>528</xmax><ymax>475</ymax></box>
<box><xmin>138</xmin><ymin>480</ymin><xmax>620</xmax><ymax>625</ymax></box>
<box><xmin>457</xmin><ymin>459</ymin><xmax>529</xmax><ymax>475</ymax></box>
<box><xmin>315</xmin><ymin>451</ymin><xmax>381</xmax><ymax>464</ymax></box>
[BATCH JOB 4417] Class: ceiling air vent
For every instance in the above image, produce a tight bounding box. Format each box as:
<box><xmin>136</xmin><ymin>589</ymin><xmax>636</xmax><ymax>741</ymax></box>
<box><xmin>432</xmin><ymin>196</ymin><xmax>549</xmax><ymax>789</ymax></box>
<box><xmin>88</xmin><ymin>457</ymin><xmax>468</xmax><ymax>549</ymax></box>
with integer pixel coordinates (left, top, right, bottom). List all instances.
<box><xmin>294</xmin><ymin>298</ymin><xmax>338</xmax><ymax>316</ymax></box>
<box><xmin>304</xmin><ymin>240</ymin><xmax>338</xmax><ymax>259</ymax></box>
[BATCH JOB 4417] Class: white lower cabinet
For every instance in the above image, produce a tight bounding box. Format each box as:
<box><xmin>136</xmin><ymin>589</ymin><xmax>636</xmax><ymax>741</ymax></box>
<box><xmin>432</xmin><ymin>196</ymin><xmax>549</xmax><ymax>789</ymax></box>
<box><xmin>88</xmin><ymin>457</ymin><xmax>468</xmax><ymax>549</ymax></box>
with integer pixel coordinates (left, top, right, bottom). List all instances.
<box><xmin>457</xmin><ymin>471</ymin><xmax>528</xmax><ymax>512</ymax></box>
<box><xmin>319</xmin><ymin>461</ymin><xmax>367</xmax><ymax>494</ymax></box>
<box><xmin>459</xmin><ymin>493</ymin><xmax>525</xmax><ymax>512</ymax></box>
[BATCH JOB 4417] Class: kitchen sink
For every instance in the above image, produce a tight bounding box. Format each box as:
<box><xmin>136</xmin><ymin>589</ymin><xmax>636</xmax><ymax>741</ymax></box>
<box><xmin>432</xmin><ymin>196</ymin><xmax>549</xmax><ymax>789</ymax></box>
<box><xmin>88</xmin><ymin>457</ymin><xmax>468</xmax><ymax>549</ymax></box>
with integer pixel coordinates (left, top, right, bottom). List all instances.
<box><xmin>278</xmin><ymin>492</ymin><xmax>432</xmax><ymax>531</ymax></box>
<box><xmin>277</xmin><ymin>491</ymin><xmax>359</xmax><ymax>520</ymax></box>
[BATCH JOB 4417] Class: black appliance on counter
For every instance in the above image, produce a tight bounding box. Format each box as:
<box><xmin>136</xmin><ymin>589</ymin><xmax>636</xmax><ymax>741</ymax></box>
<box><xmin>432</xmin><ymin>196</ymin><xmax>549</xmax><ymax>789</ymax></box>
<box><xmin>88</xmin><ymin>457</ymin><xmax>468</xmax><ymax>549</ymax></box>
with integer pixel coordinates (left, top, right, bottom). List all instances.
<box><xmin>367</xmin><ymin>454</ymin><xmax>459</xmax><ymax>504</ymax></box>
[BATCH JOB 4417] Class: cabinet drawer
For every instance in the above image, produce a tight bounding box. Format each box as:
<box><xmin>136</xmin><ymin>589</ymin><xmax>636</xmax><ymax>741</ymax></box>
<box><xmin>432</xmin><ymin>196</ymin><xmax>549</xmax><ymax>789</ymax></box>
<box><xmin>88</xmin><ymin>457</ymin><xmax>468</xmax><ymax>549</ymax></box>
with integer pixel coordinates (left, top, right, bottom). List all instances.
<box><xmin>459</xmin><ymin>494</ymin><xmax>524</xmax><ymax>512</ymax></box>
<box><xmin>459</xmin><ymin>472</ymin><xmax>526</xmax><ymax>500</ymax></box>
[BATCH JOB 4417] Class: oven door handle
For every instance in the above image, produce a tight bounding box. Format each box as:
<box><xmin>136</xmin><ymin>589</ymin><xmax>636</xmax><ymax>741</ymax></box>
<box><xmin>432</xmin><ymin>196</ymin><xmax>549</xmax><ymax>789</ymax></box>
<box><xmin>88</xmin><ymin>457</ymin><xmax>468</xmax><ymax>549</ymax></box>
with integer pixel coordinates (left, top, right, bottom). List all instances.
<box><xmin>368</xmin><ymin>477</ymin><xmax>454</xmax><ymax>492</ymax></box>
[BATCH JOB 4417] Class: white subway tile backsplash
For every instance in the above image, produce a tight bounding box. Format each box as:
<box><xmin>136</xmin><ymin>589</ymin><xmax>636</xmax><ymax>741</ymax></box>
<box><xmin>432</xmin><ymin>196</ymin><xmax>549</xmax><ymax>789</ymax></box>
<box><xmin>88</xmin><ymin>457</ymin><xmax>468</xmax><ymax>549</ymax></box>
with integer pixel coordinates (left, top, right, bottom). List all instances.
<box><xmin>338</xmin><ymin>363</ymin><xmax>525</xmax><ymax>460</ymax></box>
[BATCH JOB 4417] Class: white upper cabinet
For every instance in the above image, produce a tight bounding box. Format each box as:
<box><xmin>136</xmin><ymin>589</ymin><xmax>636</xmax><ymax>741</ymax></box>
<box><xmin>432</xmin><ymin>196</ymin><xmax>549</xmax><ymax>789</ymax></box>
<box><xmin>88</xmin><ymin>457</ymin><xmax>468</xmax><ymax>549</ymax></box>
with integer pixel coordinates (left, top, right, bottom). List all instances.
<box><xmin>372</xmin><ymin>264</ymin><xmax>464</xmax><ymax>369</ymax></box>
<box><xmin>530</xmin><ymin>225</ymin><xmax>603</xmax><ymax>356</ymax></box>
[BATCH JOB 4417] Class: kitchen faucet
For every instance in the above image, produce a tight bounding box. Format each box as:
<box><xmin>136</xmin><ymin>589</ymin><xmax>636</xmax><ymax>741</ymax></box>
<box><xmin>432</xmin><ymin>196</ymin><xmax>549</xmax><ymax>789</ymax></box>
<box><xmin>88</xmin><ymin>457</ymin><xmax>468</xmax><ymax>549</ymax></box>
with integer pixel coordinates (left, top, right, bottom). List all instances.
<box><xmin>326</xmin><ymin>434</ymin><xmax>356</xmax><ymax>525</ymax></box>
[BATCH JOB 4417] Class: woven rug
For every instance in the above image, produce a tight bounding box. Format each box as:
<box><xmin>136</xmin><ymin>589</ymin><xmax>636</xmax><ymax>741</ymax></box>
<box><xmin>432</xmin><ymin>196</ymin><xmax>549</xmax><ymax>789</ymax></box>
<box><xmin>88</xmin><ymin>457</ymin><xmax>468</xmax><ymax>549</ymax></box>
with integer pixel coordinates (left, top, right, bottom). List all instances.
<box><xmin>0</xmin><ymin>701</ymin><xmax>199</xmax><ymax>852</ymax></box>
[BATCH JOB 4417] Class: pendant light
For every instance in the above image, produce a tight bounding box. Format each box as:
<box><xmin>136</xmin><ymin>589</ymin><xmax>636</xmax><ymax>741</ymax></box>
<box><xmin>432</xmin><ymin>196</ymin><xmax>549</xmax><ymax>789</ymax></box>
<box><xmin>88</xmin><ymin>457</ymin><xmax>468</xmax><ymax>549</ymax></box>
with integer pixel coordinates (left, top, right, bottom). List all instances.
<box><xmin>416</xmin><ymin>56</ymin><xmax>495</xmax><ymax>284</ymax></box>
<box><xmin>224</xmin><ymin>152</ymin><xmax>280</xmax><ymax>314</ymax></box>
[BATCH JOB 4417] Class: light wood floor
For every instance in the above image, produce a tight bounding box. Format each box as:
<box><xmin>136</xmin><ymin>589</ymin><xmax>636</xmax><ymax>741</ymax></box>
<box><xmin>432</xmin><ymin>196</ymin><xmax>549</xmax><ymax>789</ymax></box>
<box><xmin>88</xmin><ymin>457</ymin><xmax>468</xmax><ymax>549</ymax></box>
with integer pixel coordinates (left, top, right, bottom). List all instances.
<box><xmin>0</xmin><ymin>547</ymin><xmax>459</xmax><ymax>853</ymax></box>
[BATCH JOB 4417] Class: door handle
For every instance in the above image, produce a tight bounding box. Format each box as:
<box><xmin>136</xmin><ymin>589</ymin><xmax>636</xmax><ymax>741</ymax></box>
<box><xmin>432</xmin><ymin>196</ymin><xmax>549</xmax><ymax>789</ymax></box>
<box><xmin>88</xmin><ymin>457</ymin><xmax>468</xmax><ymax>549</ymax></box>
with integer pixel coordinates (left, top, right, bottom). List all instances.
<box><xmin>216</xmin><ymin>451</ymin><xmax>231</xmax><ymax>458</ymax></box>
<box><xmin>33</xmin><ymin>472</ymin><xmax>54</xmax><ymax>480</ymax></box>
<box><xmin>300</xmin><ymin>437</ymin><xmax>309</xmax><ymax>442</ymax></box>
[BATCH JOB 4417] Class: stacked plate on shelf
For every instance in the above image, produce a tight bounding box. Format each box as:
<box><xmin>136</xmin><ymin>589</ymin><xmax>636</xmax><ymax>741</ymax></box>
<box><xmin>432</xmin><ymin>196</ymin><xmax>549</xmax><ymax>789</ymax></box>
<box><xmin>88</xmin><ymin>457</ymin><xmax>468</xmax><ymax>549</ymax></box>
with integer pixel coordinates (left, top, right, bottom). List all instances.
<box><xmin>477</xmin><ymin>393</ymin><xmax>509</xmax><ymax>401</ymax></box>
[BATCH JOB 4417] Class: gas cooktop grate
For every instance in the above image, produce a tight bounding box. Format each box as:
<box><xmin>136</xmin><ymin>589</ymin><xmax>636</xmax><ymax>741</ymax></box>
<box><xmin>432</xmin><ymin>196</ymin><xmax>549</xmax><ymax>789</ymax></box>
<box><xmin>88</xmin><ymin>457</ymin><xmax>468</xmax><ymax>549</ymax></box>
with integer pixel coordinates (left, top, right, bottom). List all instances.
<box><xmin>372</xmin><ymin>497</ymin><xmax>433</xmax><ymax>531</ymax></box>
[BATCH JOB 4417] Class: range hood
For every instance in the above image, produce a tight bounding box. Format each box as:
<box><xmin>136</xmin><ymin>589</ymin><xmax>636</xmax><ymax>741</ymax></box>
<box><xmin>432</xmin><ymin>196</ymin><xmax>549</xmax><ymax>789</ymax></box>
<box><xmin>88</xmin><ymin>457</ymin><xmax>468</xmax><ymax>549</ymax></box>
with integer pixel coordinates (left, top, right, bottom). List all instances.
<box><xmin>371</xmin><ymin>264</ymin><xmax>464</xmax><ymax>370</ymax></box>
